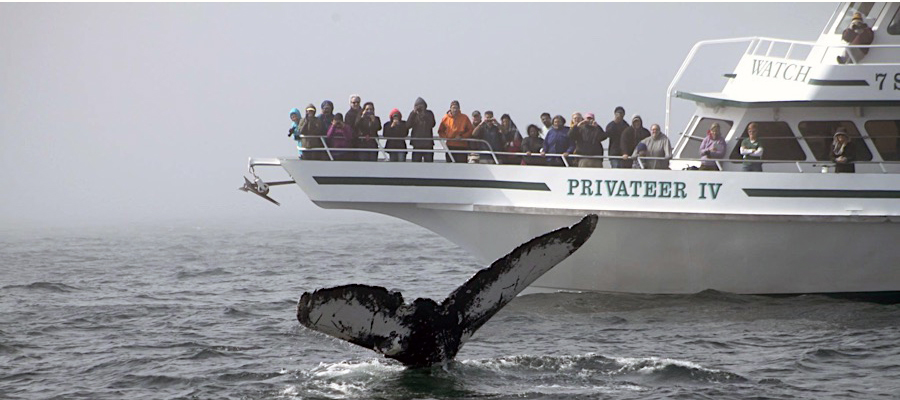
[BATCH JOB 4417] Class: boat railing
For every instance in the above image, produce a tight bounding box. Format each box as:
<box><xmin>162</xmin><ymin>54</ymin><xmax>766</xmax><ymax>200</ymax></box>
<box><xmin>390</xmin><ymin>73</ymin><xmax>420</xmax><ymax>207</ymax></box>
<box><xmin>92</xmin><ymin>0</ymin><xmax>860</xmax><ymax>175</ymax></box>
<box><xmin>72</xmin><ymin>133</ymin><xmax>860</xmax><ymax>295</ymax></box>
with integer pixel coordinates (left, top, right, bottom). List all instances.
<box><xmin>665</xmin><ymin>36</ymin><xmax>900</xmax><ymax>134</ymax></box>
<box><xmin>287</xmin><ymin>135</ymin><xmax>900</xmax><ymax>172</ymax></box>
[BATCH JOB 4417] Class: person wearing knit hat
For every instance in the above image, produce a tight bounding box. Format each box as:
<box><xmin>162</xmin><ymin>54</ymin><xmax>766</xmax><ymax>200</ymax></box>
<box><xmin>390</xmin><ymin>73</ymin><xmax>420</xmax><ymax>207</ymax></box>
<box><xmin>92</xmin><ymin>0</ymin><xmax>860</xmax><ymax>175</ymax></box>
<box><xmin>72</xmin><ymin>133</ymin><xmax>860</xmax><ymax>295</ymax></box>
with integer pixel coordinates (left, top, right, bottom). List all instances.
<box><xmin>318</xmin><ymin>100</ymin><xmax>335</xmax><ymax>128</ymax></box>
<box><xmin>831</xmin><ymin>127</ymin><xmax>857</xmax><ymax>173</ymax></box>
<box><xmin>838</xmin><ymin>11</ymin><xmax>874</xmax><ymax>64</ymax></box>
<box><xmin>606</xmin><ymin>106</ymin><xmax>629</xmax><ymax>168</ymax></box>
<box><xmin>298</xmin><ymin>104</ymin><xmax>327</xmax><ymax>160</ymax></box>
<box><xmin>345</xmin><ymin>95</ymin><xmax>363</xmax><ymax>128</ymax></box>
<box><xmin>383</xmin><ymin>108</ymin><xmax>409</xmax><ymax>162</ymax></box>
<box><xmin>619</xmin><ymin>114</ymin><xmax>650</xmax><ymax>169</ymax></box>
<box><xmin>408</xmin><ymin>97</ymin><xmax>436</xmax><ymax>163</ymax></box>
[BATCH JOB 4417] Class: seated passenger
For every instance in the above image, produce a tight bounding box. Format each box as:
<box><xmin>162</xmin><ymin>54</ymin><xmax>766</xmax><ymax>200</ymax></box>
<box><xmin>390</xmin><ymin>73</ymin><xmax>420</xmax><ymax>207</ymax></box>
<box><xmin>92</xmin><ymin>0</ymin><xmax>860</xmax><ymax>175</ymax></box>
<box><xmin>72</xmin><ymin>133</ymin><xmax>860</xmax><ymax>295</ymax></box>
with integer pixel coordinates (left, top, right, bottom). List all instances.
<box><xmin>699</xmin><ymin>122</ymin><xmax>727</xmax><ymax>170</ymax></box>
<box><xmin>471</xmin><ymin>110</ymin><xmax>505</xmax><ymax>164</ymax></box>
<box><xmin>838</xmin><ymin>12</ymin><xmax>875</xmax><ymax>64</ymax></box>
<box><xmin>298</xmin><ymin>104</ymin><xmax>327</xmax><ymax>160</ymax></box>
<box><xmin>288</xmin><ymin>108</ymin><xmax>303</xmax><ymax>158</ymax></box>
<box><xmin>831</xmin><ymin>127</ymin><xmax>856</xmax><ymax>173</ymax></box>
<box><xmin>740</xmin><ymin>122</ymin><xmax>764</xmax><ymax>172</ymax></box>
<box><xmin>383</xmin><ymin>109</ymin><xmax>408</xmax><ymax>162</ymax></box>
<box><xmin>568</xmin><ymin>112</ymin><xmax>608</xmax><ymax>168</ymax></box>
<box><xmin>354</xmin><ymin>102</ymin><xmax>382</xmax><ymax>162</ymax></box>
<box><xmin>633</xmin><ymin>124</ymin><xmax>672</xmax><ymax>170</ymax></box>
<box><xmin>541</xmin><ymin>115</ymin><xmax>574</xmax><ymax>166</ymax></box>
<box><xmin>500</xmin><ymin>114</ymin><xmax>523</xmax><ymax>165</ymax></box>
<box><xmin>326</xmin><ymin>113</ymin><xmax>356</xmax><ymax>161</ymax></box>
<box><xmin>407</xmin><ymin>97</ymin><xmax>436</xmax><ymax>163</ymax></box>
<box><xmin>522</xmin><ymin>124</ymin><xmax>546</xmax><ymax>166</ymax></box>
<box><xmin>620</xmin><ymin>114</ymin><xmax>651</xmax><ymax>169</ymax></box>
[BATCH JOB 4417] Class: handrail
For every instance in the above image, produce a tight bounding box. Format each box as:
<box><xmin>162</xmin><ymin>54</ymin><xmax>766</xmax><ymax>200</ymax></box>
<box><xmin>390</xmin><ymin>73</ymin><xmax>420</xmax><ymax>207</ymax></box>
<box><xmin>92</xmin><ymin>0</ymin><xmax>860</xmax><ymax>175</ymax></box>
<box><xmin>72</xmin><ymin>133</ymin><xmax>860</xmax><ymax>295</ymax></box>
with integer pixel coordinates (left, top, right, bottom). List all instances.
<box><xmin>290</xmin><ymin>135</ymin><xmax>900</xmax><ymax>172</ymax></box>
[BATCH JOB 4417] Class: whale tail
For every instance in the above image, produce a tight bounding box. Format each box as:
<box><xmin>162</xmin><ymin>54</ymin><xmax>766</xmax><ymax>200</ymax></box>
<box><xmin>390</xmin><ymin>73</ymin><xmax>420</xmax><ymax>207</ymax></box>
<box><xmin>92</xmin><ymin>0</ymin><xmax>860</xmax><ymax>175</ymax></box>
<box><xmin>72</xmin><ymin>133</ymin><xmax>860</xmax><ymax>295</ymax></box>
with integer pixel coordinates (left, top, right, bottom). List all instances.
<box><xmin>296</xmin><ymin>214</ymin><xmax>598</xmax><ymax>367</ymax></box>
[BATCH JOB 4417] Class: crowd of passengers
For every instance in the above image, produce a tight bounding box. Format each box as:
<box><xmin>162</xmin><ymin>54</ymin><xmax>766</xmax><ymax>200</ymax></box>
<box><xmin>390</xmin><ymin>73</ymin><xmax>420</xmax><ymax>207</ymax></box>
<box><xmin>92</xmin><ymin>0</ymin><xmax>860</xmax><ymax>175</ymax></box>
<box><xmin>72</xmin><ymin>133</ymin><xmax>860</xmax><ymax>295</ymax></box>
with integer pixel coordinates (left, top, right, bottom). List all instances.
<box><xmin>289</xmin><ymin>95</ymin><xmax>684</xmax><ymax>169</ymax></box>
<box><xmin>288</xmin><ymin>95</ymin><xmax>858</xmax><ymax>172</ymax></box>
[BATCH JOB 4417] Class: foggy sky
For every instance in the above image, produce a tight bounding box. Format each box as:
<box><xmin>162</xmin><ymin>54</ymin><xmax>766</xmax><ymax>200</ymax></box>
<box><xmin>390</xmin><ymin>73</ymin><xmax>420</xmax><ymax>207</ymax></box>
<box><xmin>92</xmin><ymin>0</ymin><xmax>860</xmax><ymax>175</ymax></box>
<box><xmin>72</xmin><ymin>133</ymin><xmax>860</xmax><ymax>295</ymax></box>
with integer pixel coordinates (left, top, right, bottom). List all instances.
<box><xmin>0</xmin><ymin>2</ymin><xmax>835</xmax><ymax>231</ymax></box>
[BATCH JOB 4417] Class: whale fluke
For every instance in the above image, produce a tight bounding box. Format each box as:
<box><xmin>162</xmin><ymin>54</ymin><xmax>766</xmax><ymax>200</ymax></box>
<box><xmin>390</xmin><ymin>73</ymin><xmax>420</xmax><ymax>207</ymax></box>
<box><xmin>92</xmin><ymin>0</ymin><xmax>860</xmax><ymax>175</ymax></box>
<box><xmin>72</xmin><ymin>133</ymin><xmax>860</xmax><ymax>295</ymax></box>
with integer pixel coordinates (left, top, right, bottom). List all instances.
<box><xmin>296</xmin><ymin>214</ymin><xmax>598</xmax><ymax>368</ymax></box>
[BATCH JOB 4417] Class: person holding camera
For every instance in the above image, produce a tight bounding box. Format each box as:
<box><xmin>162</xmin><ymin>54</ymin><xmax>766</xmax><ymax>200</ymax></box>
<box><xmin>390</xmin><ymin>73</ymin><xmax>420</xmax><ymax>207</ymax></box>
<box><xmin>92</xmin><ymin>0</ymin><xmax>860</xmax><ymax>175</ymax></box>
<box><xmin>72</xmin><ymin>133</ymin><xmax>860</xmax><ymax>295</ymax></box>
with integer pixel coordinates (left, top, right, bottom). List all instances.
<box><xmin>699</xmin><ymin>122</ymin><xmax>727</xmax><ymax>170</ymax></box>
<box><xmin>471</xmin><ymin>110</ymin><xmax>505</xmax><ymax>163</ymax></box>
<box><xmin>407</xmin><ymin>97</ymin><xmax>436</xmax><ymax>162</ymax></box>
<box><xmin>354</xmin><ymin>101</ymin><xmax>382</xmax><ymax>162</ymax></box>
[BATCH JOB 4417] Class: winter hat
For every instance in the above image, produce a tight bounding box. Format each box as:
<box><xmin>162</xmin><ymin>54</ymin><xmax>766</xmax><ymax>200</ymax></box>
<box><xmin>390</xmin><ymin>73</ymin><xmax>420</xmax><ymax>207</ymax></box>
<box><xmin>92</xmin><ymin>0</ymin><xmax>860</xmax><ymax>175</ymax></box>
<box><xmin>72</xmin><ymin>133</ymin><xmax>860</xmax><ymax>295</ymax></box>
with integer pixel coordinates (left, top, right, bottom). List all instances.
<box><xmin>614</xmin><ymin>106</ymin><xmax>625</xmax><ymax>114</ymax></box>
<box><xmin>852</xmin><ymin>12</ymin><xmax>863</xmax><ymax>22</ymax></box>
<box><xmin>390</xmin><ymin>108</ymin><xmax>401</xmax><ymax>119</ymax></box>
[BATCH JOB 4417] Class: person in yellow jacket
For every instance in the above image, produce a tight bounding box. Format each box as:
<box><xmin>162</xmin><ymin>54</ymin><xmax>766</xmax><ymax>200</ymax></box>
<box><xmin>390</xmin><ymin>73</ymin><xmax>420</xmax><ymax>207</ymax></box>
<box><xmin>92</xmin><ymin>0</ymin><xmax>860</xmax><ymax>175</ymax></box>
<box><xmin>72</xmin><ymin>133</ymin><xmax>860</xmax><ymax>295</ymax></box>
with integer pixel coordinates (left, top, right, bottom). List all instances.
<box><xmin>438</xmin><ymin>100</ymin><xmax>474</xmax><ymax>163</ymax></box>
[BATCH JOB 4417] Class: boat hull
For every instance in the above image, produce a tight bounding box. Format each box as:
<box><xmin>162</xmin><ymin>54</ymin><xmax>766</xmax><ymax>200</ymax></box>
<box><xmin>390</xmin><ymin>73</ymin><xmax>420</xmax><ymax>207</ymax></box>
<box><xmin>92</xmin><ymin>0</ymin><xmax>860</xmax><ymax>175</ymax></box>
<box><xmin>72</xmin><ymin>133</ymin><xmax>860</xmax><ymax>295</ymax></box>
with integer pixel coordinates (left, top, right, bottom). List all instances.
<box><xmin>278</xmin><ymin>160</ymin><xmax>900</xmax><ymax>296</ymax></box>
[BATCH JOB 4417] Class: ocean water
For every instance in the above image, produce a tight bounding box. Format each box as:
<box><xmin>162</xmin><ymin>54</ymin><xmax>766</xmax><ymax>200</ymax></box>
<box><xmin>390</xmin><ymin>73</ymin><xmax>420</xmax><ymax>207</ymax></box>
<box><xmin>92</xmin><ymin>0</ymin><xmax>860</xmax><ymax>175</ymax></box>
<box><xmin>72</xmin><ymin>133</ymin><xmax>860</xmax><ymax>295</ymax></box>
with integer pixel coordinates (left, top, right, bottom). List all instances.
<box><xmin>1</xmin><ymin>219</ymin><xmax>898</xmax><ymax>399</ymax></box>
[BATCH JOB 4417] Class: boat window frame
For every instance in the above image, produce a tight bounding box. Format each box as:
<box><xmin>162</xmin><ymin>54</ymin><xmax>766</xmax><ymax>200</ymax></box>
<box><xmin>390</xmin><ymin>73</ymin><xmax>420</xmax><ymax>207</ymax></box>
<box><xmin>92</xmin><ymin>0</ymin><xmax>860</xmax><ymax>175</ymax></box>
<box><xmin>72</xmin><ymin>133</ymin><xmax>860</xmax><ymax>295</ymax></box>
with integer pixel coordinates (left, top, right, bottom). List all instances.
<box><xmin>798</xmin><ymin>121</ymin><xmax>872</xmax><ymax>161</ymax></box>
<box><xmin>865</xmin><ymin>120</ymin><xmax>900</xmax><ymax>161</ymax></box>
<box><xmin>832</xmin><ymin>2</ymin><xmax>882</xmax><ymax>34</ymax></box>
<box><xmin>888</xmin><ymin>5</ymin><xmax>900</xmax><ymax>35</ymax></box>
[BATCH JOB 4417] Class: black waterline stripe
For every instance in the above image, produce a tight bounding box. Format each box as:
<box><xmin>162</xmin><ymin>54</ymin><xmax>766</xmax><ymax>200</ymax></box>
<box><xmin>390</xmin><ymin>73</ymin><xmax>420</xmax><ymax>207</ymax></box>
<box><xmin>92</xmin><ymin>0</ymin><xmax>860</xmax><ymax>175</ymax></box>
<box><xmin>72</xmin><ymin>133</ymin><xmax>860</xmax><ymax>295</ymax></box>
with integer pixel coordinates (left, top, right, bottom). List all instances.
<box><xmin>808</xmin><ymin>79</ymin><xmax>869</xmax><ymax>86</ymax></box>
<box><xmin>744</xmin><ymin>189</ymin><xmax>900</xmax><ymax>198</ymax></box>
<box><xmin>314</xmin><ymin>176</ymin><xmax>551</xmax><ymax>191</ymax></box>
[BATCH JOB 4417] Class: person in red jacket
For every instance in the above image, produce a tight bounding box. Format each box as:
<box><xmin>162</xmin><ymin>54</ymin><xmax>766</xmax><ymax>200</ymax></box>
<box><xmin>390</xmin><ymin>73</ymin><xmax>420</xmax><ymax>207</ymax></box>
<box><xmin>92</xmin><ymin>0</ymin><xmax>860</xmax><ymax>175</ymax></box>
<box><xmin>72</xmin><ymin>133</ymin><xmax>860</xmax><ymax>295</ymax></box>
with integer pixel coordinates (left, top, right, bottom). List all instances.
<box><xmin>438</xmin><ymin>100</ymin><xmax>474</xmax><ymax>163</ymax></box>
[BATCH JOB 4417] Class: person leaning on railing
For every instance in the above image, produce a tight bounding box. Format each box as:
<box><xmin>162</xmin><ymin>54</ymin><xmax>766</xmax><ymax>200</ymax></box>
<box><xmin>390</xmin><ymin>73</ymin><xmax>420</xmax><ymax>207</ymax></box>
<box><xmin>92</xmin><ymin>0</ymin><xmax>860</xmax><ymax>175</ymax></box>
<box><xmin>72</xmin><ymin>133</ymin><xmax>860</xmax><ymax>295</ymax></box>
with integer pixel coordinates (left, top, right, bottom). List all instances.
<box><xmin>471</xmin><ymin>111</ymin><xmax>505</xmax><ymax>164</ymax></box>
<box><xmin>620</xmin><ymin>114</ymin><xmax>651</xmax><ymax>169</ymax></box>
<box><xmin>541</xmin><ymin>115</ymin><xmax>573</xmax><ymax>167</ymax></box>
<box><xmin>407</xmin><ymin>97</ymin><xmax>436</xmax><ymax>163</ymax></box>
<box><xmin>699</xmin><ymin>122</ymin><xmax>727</xmax><ymax>171</ymax></box>
<box><xmin>522</xmin><ymin>124</ymin><xmax>546</xmax><ymax>166</ymax></box>
<box><xmin>633</xmin><ymin>124</ymin><xmax>672</xmax><ymax>170</ymax></box>
<box><xmin>326</xmin><ymin>113</ymin><xmax>356</xmax><ymax>161</ymax></box>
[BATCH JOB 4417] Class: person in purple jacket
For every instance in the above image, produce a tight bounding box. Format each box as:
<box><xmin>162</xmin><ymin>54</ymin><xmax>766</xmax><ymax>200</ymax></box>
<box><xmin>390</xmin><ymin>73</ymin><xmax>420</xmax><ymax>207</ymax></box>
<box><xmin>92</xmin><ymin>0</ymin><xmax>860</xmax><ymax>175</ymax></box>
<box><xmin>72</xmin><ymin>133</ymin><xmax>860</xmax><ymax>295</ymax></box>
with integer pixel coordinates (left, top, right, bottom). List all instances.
<box><xmin>541</xmin><ymin>115</ymin><xmax>574</xmax><ymax>166</ymax></box>
<box><xmin>326</xmin><ymin>113</ymin><xmax>356</xmax><ymax>161</ymax></box>
<box><xmin>699</xmin><ymin>122</ymin><xmax>727</xmax><ymax>170</ymax></box>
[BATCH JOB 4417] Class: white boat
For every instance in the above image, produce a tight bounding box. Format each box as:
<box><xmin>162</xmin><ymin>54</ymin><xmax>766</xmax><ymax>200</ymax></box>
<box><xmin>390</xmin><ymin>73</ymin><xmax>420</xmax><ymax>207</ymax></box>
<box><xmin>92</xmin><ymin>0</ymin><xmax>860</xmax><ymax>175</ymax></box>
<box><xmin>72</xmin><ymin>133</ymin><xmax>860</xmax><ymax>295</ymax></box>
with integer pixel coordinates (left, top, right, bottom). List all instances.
<box><xmin>244</xmin><ymin>3</ymin><xmax>900</xmax><ymax>301</ymax></box>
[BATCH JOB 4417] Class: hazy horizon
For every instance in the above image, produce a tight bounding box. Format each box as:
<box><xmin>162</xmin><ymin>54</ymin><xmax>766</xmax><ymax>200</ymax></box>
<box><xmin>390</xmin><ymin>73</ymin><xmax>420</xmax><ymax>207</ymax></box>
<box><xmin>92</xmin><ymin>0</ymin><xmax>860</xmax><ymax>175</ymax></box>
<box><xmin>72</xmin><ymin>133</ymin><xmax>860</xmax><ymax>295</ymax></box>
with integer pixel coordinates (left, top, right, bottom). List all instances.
<box><xmin>0</xmin><ymin>2</ymin><xmax>835</xmax><ymax>231</ymax></box>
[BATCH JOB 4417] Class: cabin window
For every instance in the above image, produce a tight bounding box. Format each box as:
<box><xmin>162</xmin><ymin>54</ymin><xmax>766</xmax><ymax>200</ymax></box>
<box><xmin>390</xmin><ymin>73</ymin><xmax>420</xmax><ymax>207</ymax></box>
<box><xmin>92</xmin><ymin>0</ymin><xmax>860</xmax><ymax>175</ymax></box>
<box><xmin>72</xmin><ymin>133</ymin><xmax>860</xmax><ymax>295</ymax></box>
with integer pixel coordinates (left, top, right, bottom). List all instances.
<box><xmin>866</xmin><ymin>120</ymin><xmax>900</xmax><ymax>161</ymax></box>
<box><xmin>888</xmin><ymin>6</ymin><xmax>900</xmax><ymax>35</ymax></box>
<box><xmin>680</xmin><ymin>118</ymin><xmax>733</xmax><ymax>159</ymax></box>
<box><xmin>798</xmin><ymin>121</ymin><xmax>872</xmax><ymax>161</ymax></box>
<box><xmin>833</xmin><ymin>3</ymin><xmax>878</xmax><ymax>34</ymax></box>
<box><xmin>729</xmin><ymin>122</ymin><xmax>805</xmax><ymax>161</ymax></box>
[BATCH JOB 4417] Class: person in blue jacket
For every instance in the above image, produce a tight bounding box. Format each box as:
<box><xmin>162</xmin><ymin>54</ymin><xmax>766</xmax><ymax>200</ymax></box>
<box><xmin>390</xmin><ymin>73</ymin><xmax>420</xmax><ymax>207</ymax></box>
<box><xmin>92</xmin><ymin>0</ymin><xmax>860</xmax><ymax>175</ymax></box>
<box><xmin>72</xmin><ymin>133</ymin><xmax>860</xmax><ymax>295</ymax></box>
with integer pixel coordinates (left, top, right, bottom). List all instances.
<box><xmin>541</xmin><ymin>115</ymin><xmax>574</xmax><ymax>166</ymax></box>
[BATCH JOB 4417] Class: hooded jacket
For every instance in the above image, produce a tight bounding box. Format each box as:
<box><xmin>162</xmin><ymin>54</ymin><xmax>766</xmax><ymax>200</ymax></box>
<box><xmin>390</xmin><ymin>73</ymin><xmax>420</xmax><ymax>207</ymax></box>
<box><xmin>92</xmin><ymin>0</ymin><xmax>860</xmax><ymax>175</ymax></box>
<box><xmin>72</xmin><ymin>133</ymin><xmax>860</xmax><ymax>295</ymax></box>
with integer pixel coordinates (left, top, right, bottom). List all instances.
<box><xmin>407</xmin><ymin>97</ymin><xmax>436</xmax><ymax>149</ymax></box>
<box><xmin>620</xmin><ymin>120</ymin><xmax>650</xmax><ymax>157</ymax></box>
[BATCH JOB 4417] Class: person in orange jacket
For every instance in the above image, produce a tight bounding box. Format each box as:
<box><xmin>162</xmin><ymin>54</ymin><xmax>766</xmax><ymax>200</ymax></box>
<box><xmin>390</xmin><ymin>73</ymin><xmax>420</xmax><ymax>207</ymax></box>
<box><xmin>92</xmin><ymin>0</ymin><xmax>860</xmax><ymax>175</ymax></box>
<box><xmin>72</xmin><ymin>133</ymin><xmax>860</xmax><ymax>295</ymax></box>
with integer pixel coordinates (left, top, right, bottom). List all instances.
<box><xmin>438</xmin><ymin>100</ymin><xmax>474</xmax><ymax>163</ymax></box>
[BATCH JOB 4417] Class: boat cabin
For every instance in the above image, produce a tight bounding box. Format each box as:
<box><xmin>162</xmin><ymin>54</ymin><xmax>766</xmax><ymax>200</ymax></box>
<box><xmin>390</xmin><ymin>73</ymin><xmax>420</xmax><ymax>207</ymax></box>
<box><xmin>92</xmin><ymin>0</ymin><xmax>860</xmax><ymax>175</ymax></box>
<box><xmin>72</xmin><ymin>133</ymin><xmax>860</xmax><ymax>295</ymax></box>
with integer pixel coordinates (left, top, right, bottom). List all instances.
<box><xmin>671</xmin><ymin>2</ymin><xmax>900</xmax><ymax>173</ymax></box>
